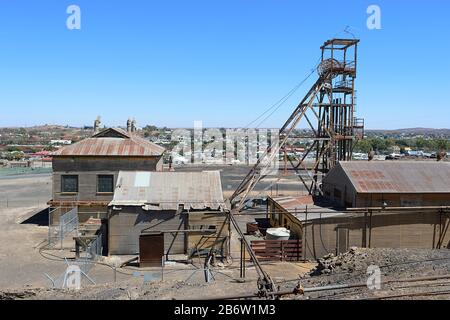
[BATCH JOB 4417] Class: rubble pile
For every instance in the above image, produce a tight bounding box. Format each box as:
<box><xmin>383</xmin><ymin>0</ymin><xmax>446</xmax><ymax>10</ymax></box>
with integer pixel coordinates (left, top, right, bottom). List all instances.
<box><xmin>310</xmin><ymin>247</ymin><xmax>369</xmax><ymax>276</ymax></box>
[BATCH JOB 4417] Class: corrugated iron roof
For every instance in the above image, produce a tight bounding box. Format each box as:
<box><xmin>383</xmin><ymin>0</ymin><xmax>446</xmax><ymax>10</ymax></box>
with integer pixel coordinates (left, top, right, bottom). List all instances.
<box><xmin>269</xmin><ymin>196</ymin><xmax>315</xmax><ymax>211</ymax></box>
<box><xmin>269</xmin><ymin>196</ymin><xmax>344</xmax><ymax>221</ymax></box>
<box><xmin>109</xmin><ymin>171</ymin><xmax>225</xmax><ymax>211</ymax></box>
<box><xmin>335</xmin><ymin>161</ymin><xmax>450</xmax><ymax>194</ymax></box>
<box><xmin>52</xmin><ymin>128</ymin><xmax>165</xmax><ymax>157</ymax></box>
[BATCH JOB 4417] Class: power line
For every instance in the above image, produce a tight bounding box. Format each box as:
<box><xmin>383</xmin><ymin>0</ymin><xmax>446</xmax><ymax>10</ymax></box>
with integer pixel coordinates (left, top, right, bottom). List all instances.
<box><xmin>243</xmin><ymin>57</ymin><xmax>321</xmax><ymax>129</ymax></box>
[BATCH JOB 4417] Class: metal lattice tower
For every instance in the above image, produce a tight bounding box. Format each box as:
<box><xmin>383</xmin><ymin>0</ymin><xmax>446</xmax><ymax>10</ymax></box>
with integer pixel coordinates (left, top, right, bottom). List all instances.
<box><xmin>230</xmin><ymin>39</ymin><xmax>364</xmax><ymax>210</ymax></box>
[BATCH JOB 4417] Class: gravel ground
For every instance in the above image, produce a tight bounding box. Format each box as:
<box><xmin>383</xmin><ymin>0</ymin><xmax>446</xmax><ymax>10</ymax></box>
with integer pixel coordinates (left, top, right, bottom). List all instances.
<box><xmin>3</xmin><ymin>247</ymin><xmax>450</xmax><ymax>300</ymax></box>
<box><xmin>281</xmin><ymin>247</ymin><xmax>450</xmax><ymax>300</ymax></box>
<box><xmin>2</xmin><ymin>172</ymin><xmax>450</xmax><ymax>300</ymax></box>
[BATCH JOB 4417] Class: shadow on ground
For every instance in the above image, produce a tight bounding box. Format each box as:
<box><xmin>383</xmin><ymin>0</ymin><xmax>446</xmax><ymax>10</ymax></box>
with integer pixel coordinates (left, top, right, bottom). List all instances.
<box><xmin>20</xmin><ymin>207</ymin><xmax>49</xmax><ymax>226</ymax></box>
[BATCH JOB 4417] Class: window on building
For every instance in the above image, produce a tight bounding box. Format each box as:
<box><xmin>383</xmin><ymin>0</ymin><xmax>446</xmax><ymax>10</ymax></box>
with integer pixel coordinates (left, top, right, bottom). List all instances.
<box><xmin>97</xmin><ymin>175</ymin><xmax>114</xmax><ymax>193</ymax></box>
<box><xmin>61</xmin><ymin>175</ymin><xmax>78</xmax><ymax>193</ymax></box>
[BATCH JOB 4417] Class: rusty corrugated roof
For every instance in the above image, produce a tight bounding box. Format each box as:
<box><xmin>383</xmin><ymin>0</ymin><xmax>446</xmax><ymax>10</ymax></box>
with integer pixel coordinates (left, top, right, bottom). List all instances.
<box><xmin>52</xmin><ymin>128</ymin><xmax>165</xmax><ymax>157</ymax></box>
<box><xmin>336</xmin><ymin>161</ymin><xmax>450</xmax><ymax>194</ymax></box>
<box><xmin>269</xmin><ymin>196</ymin><xmax>314</xmax><ymax>211</ymax></box>
<box><xmin>109</xmin><ymin>171</ymin><xmax>225</xmax><ymax>211</ymax></box>
<box><xmin>269</xmin><ymin>196</ymin><xmax>344</xmax><ymax>221</ymax></box>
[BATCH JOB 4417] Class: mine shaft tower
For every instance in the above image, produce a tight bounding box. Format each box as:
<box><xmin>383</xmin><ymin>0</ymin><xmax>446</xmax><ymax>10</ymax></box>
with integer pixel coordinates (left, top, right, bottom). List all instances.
<box><xmin>230</xmin><ymin>39</ymin><xmax>364</xmax><ymax>210</ymax></box>
<box><xmin>311</xmin><ymin>38</ymin><xmax>364</xmax><ymax>179</ymax></box>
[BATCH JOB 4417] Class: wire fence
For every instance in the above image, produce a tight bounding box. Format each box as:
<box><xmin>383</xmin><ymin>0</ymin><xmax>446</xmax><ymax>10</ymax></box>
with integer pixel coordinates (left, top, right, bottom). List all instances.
<box><xmin>44</xmin><ymin>258</ymin><xmax>96</xmax><ymax>289</ymax></box>
<box><xmin>48</xmin><ymin>207</ymin><xmax>78</xmax><ymax>248</ymax></box>
<box><xmin>77</xmin><ymin>233</ymin><xmax>103</xmax><ymax>274</ymax></box>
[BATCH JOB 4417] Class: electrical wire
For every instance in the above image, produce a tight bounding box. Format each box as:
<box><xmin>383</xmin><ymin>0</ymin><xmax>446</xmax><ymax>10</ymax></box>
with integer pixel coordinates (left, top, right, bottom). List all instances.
<box><xmin>242</xmin><ymin>57</ymin><xmax>322</xmax><ymax>130</ymax></box>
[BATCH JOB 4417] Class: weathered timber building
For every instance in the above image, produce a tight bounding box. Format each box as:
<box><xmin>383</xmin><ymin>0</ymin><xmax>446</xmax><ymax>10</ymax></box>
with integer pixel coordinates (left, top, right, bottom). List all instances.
<box><xmin>108</xmin><ymin>171</ymin><xmax>229</xmax><ymax>261</ymax></box>
<box><xmin>268</xmin><ymin>186</ymin><xmax>450</xmax><ymax>260</ymax></box>
<box><xmin>267</xmin><ymin>161</ymin><xmax>450</xmax><ymax>260</ymax></box>
<box><xmin>322</xmin><ymin>161</ymin><xmax>450</xmax><ymax>208</ymax></box>
<box><xmin>48</xmin><ymin>127</ymin><xmax>165</xmax><ymax>222</ymax></box>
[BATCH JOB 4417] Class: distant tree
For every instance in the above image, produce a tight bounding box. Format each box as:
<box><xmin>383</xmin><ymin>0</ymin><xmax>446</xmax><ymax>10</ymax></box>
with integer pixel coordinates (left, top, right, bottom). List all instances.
<box><xmin>5</xmin><ymin>151</ymin><xmax>24</xmax><ymax>160</ymax></box>
<box><xmin>415</xmin><ymin>137</ymin><xmax>427</xmax><ymax>150</ymax></box>
<box><xmin>142</xmin><ymin>125</ymin><xmax>159</xmax><ymax>137</ymax></box>
<box><xmin>143</xmin><ymin>125</ymin><xmax>158</xmax><ymax>132</ymax></box>
<box><xmin>44</xmin><ymin>145</ymin><xmax>57</xmax><ymax>152</ymax></box>
<box><xmin>434</xmin><ymin>139</ymin><xmax>449</xmax><ymax>151</ymax></box>
<box><xmin>370</xmin><ymin>137</ymin><xmax>388</xmax><ymax>152</ymax></box>
<box><xmin>394</xmin><ymin>139</ymin><xmax>410</xmax><ymax>148</ymax></box>
<box><xmin>354</xmin><ymin>139</ymin><xmax>372</xmax><ymax>153</ymax></box>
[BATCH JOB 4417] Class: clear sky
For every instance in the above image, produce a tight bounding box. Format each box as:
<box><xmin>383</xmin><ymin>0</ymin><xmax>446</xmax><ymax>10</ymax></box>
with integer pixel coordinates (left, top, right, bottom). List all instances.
<box><xmin>0</xmin><ymin>0</ymin><xmax>449</xmax><ymax>129</ymax></box>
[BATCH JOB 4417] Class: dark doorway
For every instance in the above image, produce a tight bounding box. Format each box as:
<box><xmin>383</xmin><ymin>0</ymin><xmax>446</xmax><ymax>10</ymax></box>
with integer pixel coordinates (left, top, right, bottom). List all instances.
<box><xmin>139</xmin><ymin>233</ymin><xmax>164</xmax><ymax>267</ymax></box>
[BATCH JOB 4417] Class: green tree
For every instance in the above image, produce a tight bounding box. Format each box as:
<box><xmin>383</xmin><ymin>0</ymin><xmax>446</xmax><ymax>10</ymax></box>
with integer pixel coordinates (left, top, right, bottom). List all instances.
<box><xmin>44</xmin><ymin>145</ymin><xmax>57</xmax><ymax>152</ymax></box>
<box><xmin>415</xmin><ymin>137</ymin><xmax>427</xmax><ymax>150</ymax></box>
<box><xmin>434</xmin><ymin>139</ymin><xmax>449</xmax><ymax>151</ymax></box>
<box><xmin>354</xmin><ymin>139</ymin><xmax>373</xmax><ymax>153</ymax></box>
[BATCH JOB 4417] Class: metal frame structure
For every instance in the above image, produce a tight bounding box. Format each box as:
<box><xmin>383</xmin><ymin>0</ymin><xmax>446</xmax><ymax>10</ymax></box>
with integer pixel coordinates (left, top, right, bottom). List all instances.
<box><xmin>230</xmin><ymin>39</ymin><xmax>364</xmax><ymax>210</ymax></box>
<box><xmin>48</xmin><ymin>206</ymin><xmax>79</xmax><ymax>248</ymax></box>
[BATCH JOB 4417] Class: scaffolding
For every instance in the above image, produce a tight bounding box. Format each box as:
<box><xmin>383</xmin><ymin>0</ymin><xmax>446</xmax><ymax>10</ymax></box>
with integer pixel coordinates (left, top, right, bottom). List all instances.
<box><xmin>230</xmin><ymin>39</ymin><xmax>364</xmax><ymax>210</ymax></box>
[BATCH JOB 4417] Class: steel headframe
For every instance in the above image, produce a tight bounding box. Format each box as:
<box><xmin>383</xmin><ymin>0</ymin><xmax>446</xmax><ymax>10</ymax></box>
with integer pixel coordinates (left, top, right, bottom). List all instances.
<box><xmin>230</xmin><ymin>39</ymin><xmax>364</xmax><ymax>211</ymax></box>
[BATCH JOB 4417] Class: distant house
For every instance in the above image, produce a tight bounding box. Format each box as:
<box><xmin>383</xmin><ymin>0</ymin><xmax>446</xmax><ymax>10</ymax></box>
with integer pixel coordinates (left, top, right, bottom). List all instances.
<box><xmin>48</xmin><ymin>127</ymin><xmax>165</xmax><ymax>223</ymax></box>
<box><xmin>108</xmin><ymin>171</ymin><xmax>229</xmax><ymax>261</ymax></box>
<box><xmin>50</xmin><ymin>139</ymin><xmax>72</xmax><ymax>145</ymax></box>
<box><xmin>322</xmin><ymin>161</ymin><xmax>450</xmax><ymax>208</ymax></box>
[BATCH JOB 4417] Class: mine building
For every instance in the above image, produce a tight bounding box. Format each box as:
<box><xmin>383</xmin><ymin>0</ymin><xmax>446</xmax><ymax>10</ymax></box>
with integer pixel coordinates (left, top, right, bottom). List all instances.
<box><xmin>268</xmin><ymin>161</ymin><xmax>450</xmax><ymax>260</ymax></box>
<box><xmin>48</xmin><ymin>123</ymin><xmax>165</xmax><ymax>223</ymax></box>
<box><xmin>321</xmin><ymin>161</ymin><xmax>450</xmax><ymax>208</ymax></box>
<box><xmin>108</xmin><ymin>170</ymin><xmax>229</xmax><ymax>264</ymax></box>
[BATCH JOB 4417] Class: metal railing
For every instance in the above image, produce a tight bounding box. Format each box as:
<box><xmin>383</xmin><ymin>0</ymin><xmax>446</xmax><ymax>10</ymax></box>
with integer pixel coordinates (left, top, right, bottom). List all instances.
<box><xmin>48</xmin><ymin>207</ymin><xmax>78</xmax><ymax>248</ymax></box>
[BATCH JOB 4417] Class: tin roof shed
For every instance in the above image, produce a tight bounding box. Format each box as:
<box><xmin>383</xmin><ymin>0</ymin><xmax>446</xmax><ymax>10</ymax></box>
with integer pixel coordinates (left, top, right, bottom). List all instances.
<box><xmin>325</xmin><ymin>161</ymin><xmax>450</xmax><ymax>194</ymax></box>
<box><xmin>109</xmin><ymin>171</ymin><xmax>225</xmax><ymax>211</ymax></box>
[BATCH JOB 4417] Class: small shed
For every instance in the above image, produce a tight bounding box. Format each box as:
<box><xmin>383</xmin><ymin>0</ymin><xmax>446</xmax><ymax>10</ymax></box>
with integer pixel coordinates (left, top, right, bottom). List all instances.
<box><xmin>108</xmin><ymin>171</ymin><xmax>229</xmax><ymax>259</ymax></box>
<box><xmin>322</xmin><ymin>161</ymin><xmax>450</xmax><ymax>208</ymax></box>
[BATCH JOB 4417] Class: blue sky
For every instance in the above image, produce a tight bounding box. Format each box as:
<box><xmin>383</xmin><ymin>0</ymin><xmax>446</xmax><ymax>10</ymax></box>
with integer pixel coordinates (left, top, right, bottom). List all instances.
<box><xmin>0</xmin><ymin>0</ymin><xmax>449</xmax><ymax>129</ymax></box>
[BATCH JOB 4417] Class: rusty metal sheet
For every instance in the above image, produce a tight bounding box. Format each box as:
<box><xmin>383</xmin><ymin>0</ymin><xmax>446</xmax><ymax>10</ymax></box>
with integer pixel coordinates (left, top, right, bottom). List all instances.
<box><xmin>109</xmin><ymin>171</ymin><xmax>225</xmax><ymax>211</ymax></box>
<box><xmin>52</xmin><ymin>128</ymin><xmax>165</xmax><ymax>157</ymax></box>
<box><xmin>338</xmin><ymin>161</ymin><xmax>450</xmax><ymax>194</ymax></box>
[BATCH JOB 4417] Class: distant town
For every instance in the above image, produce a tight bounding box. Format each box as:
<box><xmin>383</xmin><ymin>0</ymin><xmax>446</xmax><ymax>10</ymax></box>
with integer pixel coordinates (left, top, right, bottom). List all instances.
<box><xmin>0</xmin><ymin>124</ymin><xmax>448</xmax><ymax>173</ymax></box>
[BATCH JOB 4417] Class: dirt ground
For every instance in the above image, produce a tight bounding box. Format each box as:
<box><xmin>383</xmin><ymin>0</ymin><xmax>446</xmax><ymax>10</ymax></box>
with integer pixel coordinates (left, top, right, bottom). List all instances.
<box><xmin>287</xmin><ymin>247</ymin><xmax>450</xmax><ymax>300</ymax></box>
<box><xmin>4</xmin><ymin>247</ymin><xmax>450</xmax><ymax>300</ymax></box>
<box><xmin>0</xmin><ymin>170</ymin><xmax>314</xmax><ymax>299</ymax></box>
<box><xmin>2</xmin><ymin>170</ymin><xmax>450</xmax><ymax>300</ymax></box>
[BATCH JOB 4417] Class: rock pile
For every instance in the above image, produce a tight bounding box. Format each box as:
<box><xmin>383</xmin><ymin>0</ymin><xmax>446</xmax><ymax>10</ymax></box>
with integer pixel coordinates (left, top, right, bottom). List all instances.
<box><xmin>310</xmin><ymin>247</ymin><xmax>369</xmax><ymax>276</ymax></box>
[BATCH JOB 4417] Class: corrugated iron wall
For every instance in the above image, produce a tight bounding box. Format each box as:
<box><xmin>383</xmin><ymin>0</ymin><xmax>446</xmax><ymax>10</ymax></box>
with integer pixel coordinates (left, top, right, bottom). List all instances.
<box><xmin>108</xmin><ymin>208</ymin><xmax>186</xmax><ymax>255</ymax></box>
<box><xmin>301</xmin><ymin>210</ymin><xmax>450</xmax><ymax>260</ymax></box>
<box><xmin>188</xmin><ymin>211</ymin><xmax>230</xmax><ymax>257</ymax></box>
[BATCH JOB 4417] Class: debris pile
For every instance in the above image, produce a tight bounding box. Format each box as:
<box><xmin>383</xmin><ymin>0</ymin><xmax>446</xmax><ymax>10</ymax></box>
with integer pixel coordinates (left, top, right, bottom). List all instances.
<box><xmin>310</xmin><ymin>247</ymin><xmax>369</xmax><ymax>276</ymax></box>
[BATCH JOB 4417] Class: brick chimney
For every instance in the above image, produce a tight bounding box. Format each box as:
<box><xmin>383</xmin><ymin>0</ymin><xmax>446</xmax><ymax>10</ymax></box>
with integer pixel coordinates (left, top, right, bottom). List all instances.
<box><xmin>127</xmin><ymin>118</ymin><xmax>132</xmax><ymax>133</ymax></box>
<box><xmin>94</xmin><ymin>116</ymin><xmax>101</xmax><ymax>133</ymax></box>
